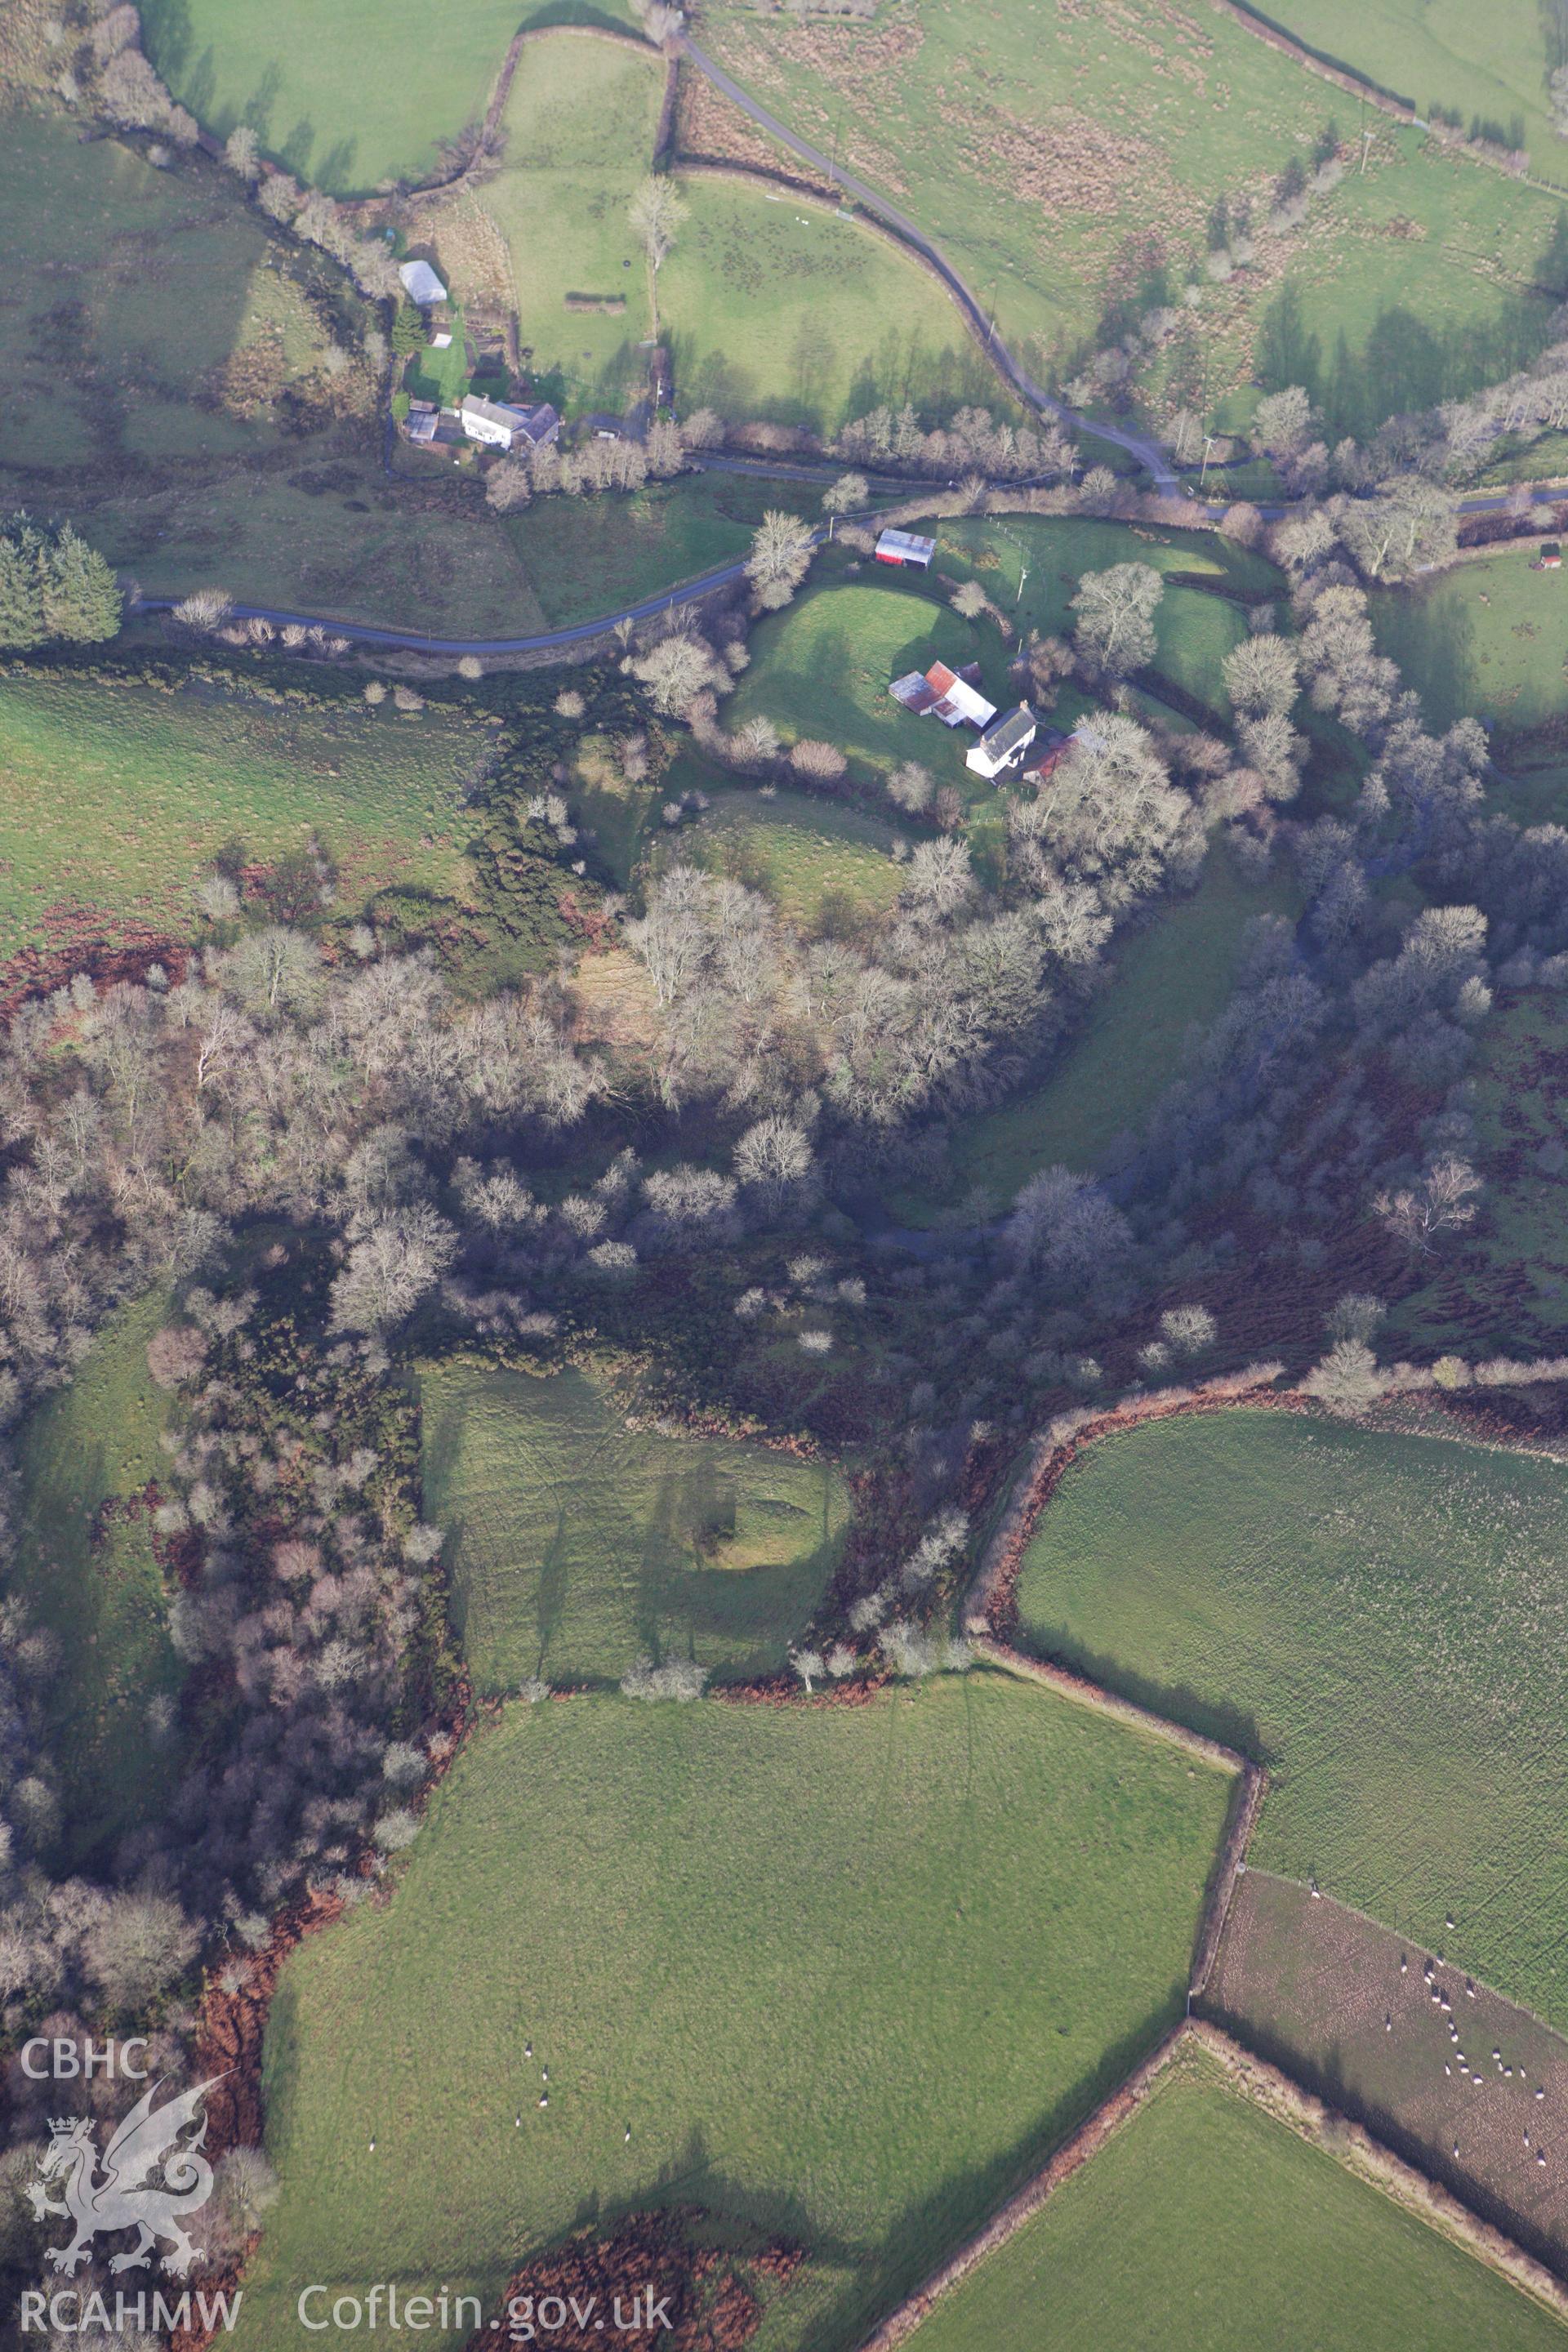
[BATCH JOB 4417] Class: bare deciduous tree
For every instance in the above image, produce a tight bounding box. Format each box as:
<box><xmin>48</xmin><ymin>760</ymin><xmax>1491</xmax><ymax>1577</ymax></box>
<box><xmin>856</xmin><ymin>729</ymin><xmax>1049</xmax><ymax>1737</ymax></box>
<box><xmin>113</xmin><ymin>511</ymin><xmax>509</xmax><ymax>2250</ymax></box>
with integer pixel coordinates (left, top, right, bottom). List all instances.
<box><xmin>1375</xmin><ymin>1155</ymin><xmax>1482</xmax><ymax>1254</ymax></box>
<box><xmin>1223</xmin><ymin>632</ymin><xmax>1299</xmax><ymax>716</ymax></box>
<box><xmin>1069</xmin><ymin>562</ymin><xmax>1163</xmax><ymax>675</ymax></box>
<box><xmin>822</xmin><ymin>471</ymin><xmax>868</xmax><ymax>514</ymax></box>
<box><xmin>746</xmin><ymin>509</ymin><xmax>816</xmax><ymax>609</ymax></box>
<box><xmin>224</xmin><ymin>122</ymin><xmax>261</xmax><ymax>180</ymax></box>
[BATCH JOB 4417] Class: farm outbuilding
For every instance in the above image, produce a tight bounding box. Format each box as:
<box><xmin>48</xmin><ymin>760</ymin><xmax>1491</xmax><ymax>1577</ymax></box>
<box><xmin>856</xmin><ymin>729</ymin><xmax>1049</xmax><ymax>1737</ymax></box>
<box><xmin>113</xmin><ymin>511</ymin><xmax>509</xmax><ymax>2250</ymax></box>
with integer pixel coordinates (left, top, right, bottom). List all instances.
<box><xmin>399</xmin><ymin>258</ymin><xmax>448</xmax><ymax>306</ymax></box>
<box><xmin>888</xmin><ymin>658</ymin><xmax>996</xmax><ymax>729</ymax></box>
<box><xmin>1536</xmin><ymin>543</ymin><xmax>1562</xmax><ymax>570</ymax></box>
<box><xmin>875</xmin><ymin>528</ymin><xmax>936</xmax><ymax>570</ymax></box>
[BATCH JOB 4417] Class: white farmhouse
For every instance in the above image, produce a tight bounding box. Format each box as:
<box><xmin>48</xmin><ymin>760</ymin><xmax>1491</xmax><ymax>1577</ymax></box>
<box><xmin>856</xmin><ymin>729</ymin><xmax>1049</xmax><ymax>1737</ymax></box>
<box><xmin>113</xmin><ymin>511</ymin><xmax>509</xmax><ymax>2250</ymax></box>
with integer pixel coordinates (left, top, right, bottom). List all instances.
<box><xmin>459</xmin><ymin>395</ymin><xmax>562</xmax><ymax>452</ymax></box>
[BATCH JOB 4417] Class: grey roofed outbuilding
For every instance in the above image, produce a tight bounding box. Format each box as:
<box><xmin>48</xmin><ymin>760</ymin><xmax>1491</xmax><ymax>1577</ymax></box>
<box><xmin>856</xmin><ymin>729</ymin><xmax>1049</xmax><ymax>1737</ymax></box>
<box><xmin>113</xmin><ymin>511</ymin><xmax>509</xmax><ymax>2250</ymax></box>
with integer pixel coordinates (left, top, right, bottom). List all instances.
<box><xmin>513</xmin><ymin>401</ymin><xmax>561</xmax><ymax>448</ymax></box>
<box><xmin>399</xmin><ymin>258</ymin><xmax>448</xmax><ymax>305</ymax></box>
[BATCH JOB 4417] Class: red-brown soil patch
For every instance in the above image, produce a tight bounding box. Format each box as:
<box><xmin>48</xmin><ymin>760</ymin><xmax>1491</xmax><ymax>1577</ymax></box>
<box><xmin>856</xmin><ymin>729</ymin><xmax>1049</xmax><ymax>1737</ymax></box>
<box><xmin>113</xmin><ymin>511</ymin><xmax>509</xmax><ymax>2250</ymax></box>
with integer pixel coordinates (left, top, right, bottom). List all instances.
<box><xmin>470</xmin><ymin>2211</ymin><xmax>801</xmax><ymax>2352</ymax></box>
<box><xmin>0</xmin><ymin>914</ymin><xmax>188</xmax><ymax>1017</ymax></box>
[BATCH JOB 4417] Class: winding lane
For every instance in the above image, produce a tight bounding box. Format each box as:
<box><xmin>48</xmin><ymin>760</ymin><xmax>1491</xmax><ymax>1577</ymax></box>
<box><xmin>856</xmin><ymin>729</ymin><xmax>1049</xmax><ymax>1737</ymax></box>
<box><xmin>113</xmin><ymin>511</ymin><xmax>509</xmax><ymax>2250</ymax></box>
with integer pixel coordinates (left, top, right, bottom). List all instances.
<box><xmin>675</xmin><ymin>36</ymin><xmax>1179</xmax><ymax>490</ymax></box>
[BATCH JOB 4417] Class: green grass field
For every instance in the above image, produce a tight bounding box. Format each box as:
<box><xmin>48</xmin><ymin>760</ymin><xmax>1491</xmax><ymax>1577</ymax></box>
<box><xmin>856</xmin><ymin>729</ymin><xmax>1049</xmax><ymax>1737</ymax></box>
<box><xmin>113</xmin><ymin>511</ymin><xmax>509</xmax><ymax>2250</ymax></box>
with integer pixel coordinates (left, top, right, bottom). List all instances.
<box><xmin>893</xmin><ymin>847</ymin><xmax>1297</xmax><ymax>1220</ymax></box>
<box><xmin>474</xmin><ymin>33</ymin><xmax>662</xmax><ymax>405</ymax></box>
<box><xmin>1016</xmin><ymin>1410</ymin><xmax>1568</xmax><ymax>2031</ymax></box>
<box><xmin>660</xmin><ymin>180</ymin><xmax>986</xmax><ymax>434</ymax></box>
<box><xmin>662</xmin><ymin>777</ymin><xmax>909</xmax><ymax>930</ymax></box>
<box><xmin>240</xmin><ymin>1673</ymin><xmax>1233</xmax><ymax>2352</ymax></box>
<box><xmin>903</xmin><ymin>2042</ymin><xmax>1568</xmax><ymax>2352</ymax></box>
<box><xmin>416</xmin><ymin>1361</ymin><xmax>851</xmax><ymax>1690</ymax></box>
<box><xmin>1270</xmin><ymin>0</ymin><xmax>1559</xmax><ymax>178</ymax></box>
<box><xmin>505</xmin><ymin>470</ymin><xmax>815</xmax><ymax>630</ymax></box>
<box><xmin>0</xmin><ymin>103</ymin><xmax>336</xmax><ymax>476</ymax></box>
<box><xmin>938</xmin><ymin>516</ymin><xmax>1280</xmax><ymax>675</ymax></box>
<box><xmin>724</xmin><ymin>576</ymin><xmax>989</xmax><ymax>788</ymax></box>
<box><xmin>0</xmin><ymin>675</ymin><xmax>481</xmax><ymax>971</ymax></box>
<box><xmin>697</xmin><ymin>1</ymin><xmax>1568</xmax><ymax>440</ymax></box>
<box><xmin>1373</xmin><ymin>550</ymin><xmax>1568</xmax><ymax>736</ymax></box>
<box><xmin>8</xmin><ymin>1292</ymin><xmax>179</xmax><ymax>1872</ymax></box>
<box><xmin>461</xmin><ymin>37</ymin><xmax>986</xmax><ymax>429</ymax></box>
<box><xmin>141</xmin><ymin>0</ymin><xmax>641</xmax><ymax>195</ymax></box>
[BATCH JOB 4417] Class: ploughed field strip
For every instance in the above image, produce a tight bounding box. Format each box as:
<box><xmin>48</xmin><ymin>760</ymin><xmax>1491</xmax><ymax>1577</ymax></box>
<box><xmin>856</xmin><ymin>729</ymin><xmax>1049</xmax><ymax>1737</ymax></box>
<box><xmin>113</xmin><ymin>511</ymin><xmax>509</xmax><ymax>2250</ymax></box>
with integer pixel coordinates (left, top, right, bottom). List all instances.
<box><xmin>1206</xmin><ymin>1869</ymin><xmax>1568</xmax><ymax>2275</ymax></box>
<box><xmin>1013</xmin><ymin>1409</ymin><xmax>1568</xmax><ymax>2029</ymax></box>
<box><xmin>238</xmin><ymin>1676</ymin><xmax>1232</xmax><ymax>2352</ymax></box>
<box><xmin>896</xmin><ymin>2040</ymin><xmax>1568</xmax><ymax>2352</ymax></box>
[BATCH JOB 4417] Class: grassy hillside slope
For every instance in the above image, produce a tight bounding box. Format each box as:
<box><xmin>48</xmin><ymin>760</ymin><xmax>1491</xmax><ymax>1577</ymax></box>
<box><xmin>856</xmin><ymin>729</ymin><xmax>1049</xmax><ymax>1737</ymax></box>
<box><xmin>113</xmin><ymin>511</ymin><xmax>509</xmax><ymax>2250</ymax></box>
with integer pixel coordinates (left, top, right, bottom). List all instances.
<box><xmin>243</xmin><ymin>1675</ymin><xmax>1232</xmax><ymax>2352</ymax></box>
<box><xmin>904</xmin><ymin>2042</ymin><xmax>1568</xmax><ymax>2352</ymax></box>
<box><xmin>0</xmin><ymin>675</ymin><xmax>482</xmax><ymax>971</ymax></box>
<box><xmin>1017</xmin><ymin>1410</ymin><xmax>1568</xmax><ymax>2029</ymax></box>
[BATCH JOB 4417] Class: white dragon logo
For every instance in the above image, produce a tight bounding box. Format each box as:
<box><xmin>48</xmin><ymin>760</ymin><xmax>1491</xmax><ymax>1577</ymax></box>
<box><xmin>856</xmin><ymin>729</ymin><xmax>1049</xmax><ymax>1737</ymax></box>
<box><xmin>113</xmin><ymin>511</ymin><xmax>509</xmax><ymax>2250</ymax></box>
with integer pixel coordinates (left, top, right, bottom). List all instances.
<box><xmin>27</xmin><ymin>2074</ymin><xmax>226</xmax><ymax>2278</ymax></box>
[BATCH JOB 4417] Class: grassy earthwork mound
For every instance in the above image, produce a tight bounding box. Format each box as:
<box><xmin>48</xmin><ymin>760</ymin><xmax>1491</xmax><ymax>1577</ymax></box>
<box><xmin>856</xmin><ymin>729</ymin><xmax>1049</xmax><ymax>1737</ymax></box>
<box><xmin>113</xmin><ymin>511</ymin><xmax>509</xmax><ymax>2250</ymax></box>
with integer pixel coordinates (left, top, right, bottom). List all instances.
<box><xmin>416</xmin><ymin>1361</ymin><xmax>852</xmax><ymax>1691</ymax></box>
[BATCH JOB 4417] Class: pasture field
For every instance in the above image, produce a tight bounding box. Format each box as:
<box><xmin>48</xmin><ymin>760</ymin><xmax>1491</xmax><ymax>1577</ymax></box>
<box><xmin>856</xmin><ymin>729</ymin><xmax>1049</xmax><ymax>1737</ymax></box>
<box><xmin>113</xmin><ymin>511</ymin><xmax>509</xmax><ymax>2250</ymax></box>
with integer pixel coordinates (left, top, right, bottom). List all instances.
<box><xmin>0</xmin><ymin>675</ymin><xmax>480</xmax><ymax>973</ymax></box>
<box><xmin>473</xmin><ymin>35</ymin><xmax>662</xmax><ymax>404</ymax></box>
<box><xmin>893</xmin><ymin>847</ymin><xmax>1298</xmax><ymax>1219</ymax></box>
<box><xmin>901</xmin><ymin>2041</ymin><xmax>1568</xmax><ymax>2352</ymax></box>
<box><xmin>240</xmin><ymin>1674</ymin><xmax>1233</xmax><ymax>2352</ymax></box>
<box><xmin>1207</xmin><ymin>1869</ymin><xmax>1568</xmax><ymax>2278</ymax></box>
<box><xmin>936</xmin><ymin>513</ymin><xmax>1276</xmax><ymax>712</ymax></box>
<box><xmin>1372</xmin><ymin>549</ymin><xmax>1568</xmax><ymax>736</ymax></box>
<box><xmin>1015</xmin><ymin>1409</ymin><xmax>1568</xmax><ymax>2029</ymax></box>
<box><xmin>724</xmin><ymin>577</ymin><xmax>991</xmax><ymax>786</ymax></box>
<box><xmin>659</xmin><ymin>777</ymin><xmax>909</xmax><ymax>930</ymax></box>
<box><xmin>696</xmin><ymin>1</ymin><xmax>1568</xmax><ymax>441</ymax></box>
<box><xmin>1269</xmin><ymin>0</ymin><xmax>1557</xmax><ymax>178</ymax></box>
<box><xmin>0</xmin><ymin>104</ymin><xmax>336</xmax><ymax>476</ymax></box>
<box><xmin>140</xmin><ymin>0</ymin><xmax>642</xmax><ymax>196</ymax></box>
<box><xmin>659</xmin><ymin>180</ymin><xmax>986</xmax><ymax>434</ymax></box>
<box><xmin>505</xmin><ymin>470</ymin><xmax>816</xmax><ymax>631</ymax></box>
<box><xmin>9</xmin><ymin>1292</ymin><xmax>179</xmax><ymax>1873</ymax></box>
<box><xmin>416</xmin><ymin>1361</ymin><xmax>851</xmax><ymax>1690</ymax></box>
<box><xmin>451</xmin><ymin>37</ymin><xmax>987</xmax><ymax>430</ymax></box>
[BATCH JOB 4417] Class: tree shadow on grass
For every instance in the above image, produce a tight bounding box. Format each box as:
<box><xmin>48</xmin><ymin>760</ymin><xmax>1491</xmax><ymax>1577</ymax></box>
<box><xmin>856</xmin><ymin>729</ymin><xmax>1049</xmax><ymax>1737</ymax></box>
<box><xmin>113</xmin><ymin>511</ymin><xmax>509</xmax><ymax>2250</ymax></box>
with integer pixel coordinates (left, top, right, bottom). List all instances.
<box><xmin>1374</xmin><ymin>577</ymin><xmax>1478</xmax><ymax>733</ymax></box>
<box><xmin>804</xmin><ymin>1998</ymin><xmax>1192</xmax><ymax>2352</ymax></box>
<box><xmin>555</xmin><ymin>2007</ymin><xmax>1188</xmax><ymax>2350</ymax></box>
<box><xmin>1022</xmin><ymin>1623</ymin><xmax>1269</xmax><ymax>1766</ymax></box>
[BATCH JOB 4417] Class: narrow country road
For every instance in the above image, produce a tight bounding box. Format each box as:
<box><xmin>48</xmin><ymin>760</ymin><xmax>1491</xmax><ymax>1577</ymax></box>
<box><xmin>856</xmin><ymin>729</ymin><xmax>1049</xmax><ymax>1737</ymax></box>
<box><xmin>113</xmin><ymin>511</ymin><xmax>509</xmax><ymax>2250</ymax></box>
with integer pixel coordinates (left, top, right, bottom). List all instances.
<box><xmin>134</xmin><ymin>479</ymin><xmax>1566</xmax><ymax>657</ymax></box>
<box><xmin>130</xmin><ymin>42</ymin><xmax>1568</xmax><ymax>658</ymax></box>
<box><xmin>675</xmin><ymin>34</ymin><xmax>1179</xmax><ymax>492</ymax></box>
